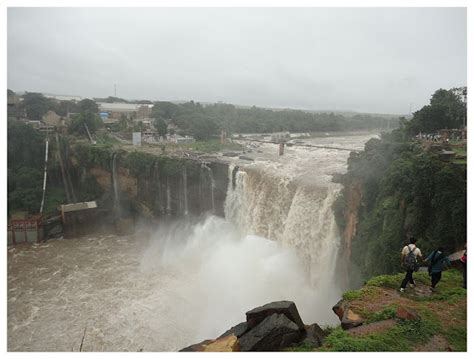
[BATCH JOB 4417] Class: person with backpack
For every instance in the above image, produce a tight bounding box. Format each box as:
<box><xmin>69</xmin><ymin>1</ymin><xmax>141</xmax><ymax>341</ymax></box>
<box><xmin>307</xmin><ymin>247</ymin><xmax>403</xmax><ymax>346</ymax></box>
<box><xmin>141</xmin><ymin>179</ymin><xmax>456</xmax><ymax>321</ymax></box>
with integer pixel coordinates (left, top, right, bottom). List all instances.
<box><xmin>425</xmin><ymin>246</ymin><xmax>451</xmax><ymax>290</ymax></box>
<box><xmin>400</xmin><ymin>237</ymin><xmax>423</xmax><ymax>292</ymax></box>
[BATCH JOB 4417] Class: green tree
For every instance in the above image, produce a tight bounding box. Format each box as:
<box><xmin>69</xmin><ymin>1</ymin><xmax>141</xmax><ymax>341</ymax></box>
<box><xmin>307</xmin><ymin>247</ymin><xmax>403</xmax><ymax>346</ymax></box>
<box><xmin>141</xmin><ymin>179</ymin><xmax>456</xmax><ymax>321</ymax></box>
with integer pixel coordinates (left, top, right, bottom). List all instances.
<box><xmin>21</xmin><ymin>92</ymin><xmax>53</xmax><ymax>121</ymax></box>
<box><xmin>78</xmin><ymin>98</ymin><xmax>99</xmax><ymax>114</ymax></box>
<box><xmin>152</xmin><ymin>101</ymin><xmax>179</xmax><ymax>119</ymax></box>
<box><xmin>68</xmin><ymin>112</ymin><xmax>103</xmax><ymax>135</ymax></box>
<box><xmin>8</xmin><ymin>167</ymin><xmax>43</xmax><ymax>213</ymax></box>
<box><xmin>407</xmin><ymin>87</ymin><xmax>466</xmax><ymax>134</ymax></box>
<box><xmin>7</xmin><ymin>119</ymin><xmax>46</xmax><ymax>214</ymax></box>
<box><xmin>7</xmin><ymin>119</ymin><xmax>45</xmax><ymax>170</ymax></box>
<box><xmin>115</xmin><ymin>114</ymin><xmax>129</xmax><ymax>132</ymax></box>
<box><xmin>53</xmin><ymin>100</ymin><xmax>79</xmax><ymax>117</ymax></box>
<box><xmin>101</xmin><ymin>96</ymin><xmax>128</xmax><ymax>103</ymax></box>
<box><xmin>154</xmin><ymin>118</ymin><xmax>168</xmax><ymax>137</ymax></box>
<box><xmin>189</xmin><ymin>116</ymin><xmax>218</xmax><ymax>140</ymax></box>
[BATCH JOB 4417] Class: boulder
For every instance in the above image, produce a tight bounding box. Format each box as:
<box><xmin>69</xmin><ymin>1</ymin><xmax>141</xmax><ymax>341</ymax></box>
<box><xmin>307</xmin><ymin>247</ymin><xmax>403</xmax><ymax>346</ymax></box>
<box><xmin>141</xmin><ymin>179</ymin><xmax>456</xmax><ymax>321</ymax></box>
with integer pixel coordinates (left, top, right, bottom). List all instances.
<box><xmin>179</xmin><ymin>335</ymin><xmax>240</xmax><ymax>352</ymax></box>
<box><xmin>299</xmin><ymin>323</ymin><xmax>325</xmax><ymax>347</ymax></box>
<box><xmin>239</xmin><ymin>313</ymin><xmax>303</xmax><ymax>351</ymax></box>
<box><xmin>246</xmin><ymin>300</ymin><xmax>305</xmax><ymax>330</ymax></box>
<box><xmin>332</xmin><ymin>299</ymin><xmax>347</xmax><ymax>320</ymax></box>
<box><xmin>181</xmin><ymin>301</ymin><xmax>323</xmax><ymax>352</ymax></box>
<box><xmin>396</xmin><ymin>306</ymin><xmax>420</xmax><ymax>321</ymax></box>
<box><xmin>203</xmin><ymin>335</ymin><xmax>240</xmax><ymax>352</ymax></box>
<box><xmin>341</xmin><ymin>309</ymin><xmax>364</xmax><ymax>330</ymax></box>
<box><xmin>179</xmin><ymin>339</ymin><xmax>214</xmax><ymax>352</ymax></box>
<box><xmin>218</xmin><ymin>322</ymin><xmax>249</xmax><ymax>339</ymax></box>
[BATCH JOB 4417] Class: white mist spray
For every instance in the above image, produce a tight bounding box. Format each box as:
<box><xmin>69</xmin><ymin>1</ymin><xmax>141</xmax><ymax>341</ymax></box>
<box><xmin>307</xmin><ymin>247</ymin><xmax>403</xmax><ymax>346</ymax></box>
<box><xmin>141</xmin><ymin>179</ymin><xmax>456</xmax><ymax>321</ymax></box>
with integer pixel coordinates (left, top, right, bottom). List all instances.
<box><xmin>139</xmin><ymin>216</ymin><xmax>329</xmax><ymax>348</ymax></box>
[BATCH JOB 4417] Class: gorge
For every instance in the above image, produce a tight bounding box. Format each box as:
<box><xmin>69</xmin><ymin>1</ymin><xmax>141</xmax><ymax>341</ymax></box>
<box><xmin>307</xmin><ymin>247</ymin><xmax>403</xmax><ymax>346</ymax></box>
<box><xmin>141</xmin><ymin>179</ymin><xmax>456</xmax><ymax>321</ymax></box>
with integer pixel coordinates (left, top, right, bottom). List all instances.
<box><xmin>8</xmin><ymin>132</ymin><xmax>376</xmax><ymax>351</ymax></box>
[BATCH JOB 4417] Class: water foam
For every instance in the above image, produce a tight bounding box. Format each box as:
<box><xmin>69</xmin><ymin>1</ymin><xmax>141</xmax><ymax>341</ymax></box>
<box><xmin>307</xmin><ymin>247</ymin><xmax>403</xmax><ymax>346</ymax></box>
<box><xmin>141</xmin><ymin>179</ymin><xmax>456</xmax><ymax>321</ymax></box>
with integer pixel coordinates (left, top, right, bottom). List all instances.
<box><xmin>140</xmin><ymin>215</ymin><xmax>335</xmax><ymax>344</ymax></box>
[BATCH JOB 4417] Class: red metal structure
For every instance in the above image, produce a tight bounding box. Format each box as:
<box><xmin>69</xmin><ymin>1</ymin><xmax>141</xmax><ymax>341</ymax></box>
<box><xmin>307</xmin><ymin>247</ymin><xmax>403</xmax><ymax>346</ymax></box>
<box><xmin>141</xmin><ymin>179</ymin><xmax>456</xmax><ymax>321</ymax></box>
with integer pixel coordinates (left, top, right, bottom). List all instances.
<box><xmin>8</xmin><ymin>216</ymin><xmax>43</xmax><ymax>245</ymax></box>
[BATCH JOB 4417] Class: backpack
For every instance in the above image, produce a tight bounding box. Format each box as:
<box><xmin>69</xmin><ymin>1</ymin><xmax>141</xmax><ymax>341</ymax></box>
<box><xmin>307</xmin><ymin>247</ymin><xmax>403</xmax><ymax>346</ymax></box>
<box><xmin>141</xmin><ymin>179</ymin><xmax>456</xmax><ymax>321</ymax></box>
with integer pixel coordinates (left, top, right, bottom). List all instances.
<box><xmin>428</xmin><ymin>251</ymin><xmax>445</xmax><ymax>276</ymax></box>
<box><xmin>403</xmin><ymin>245</ymin><xmax>419</xmax><ymax>271</ymax></box>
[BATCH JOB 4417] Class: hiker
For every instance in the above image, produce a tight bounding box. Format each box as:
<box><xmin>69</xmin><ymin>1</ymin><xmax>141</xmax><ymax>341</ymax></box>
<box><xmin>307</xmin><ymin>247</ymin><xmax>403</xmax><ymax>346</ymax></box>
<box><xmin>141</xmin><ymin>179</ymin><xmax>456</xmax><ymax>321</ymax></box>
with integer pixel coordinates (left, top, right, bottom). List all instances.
<box><xmin>425</xmin><ymin>247</ymin><xmax>451</xmax><ymax>290</ymax></box>
<box><xmin>400</xmin><ymin>237</ymin><xmax>423</xmax><ymax>292</ymax></box>
<box><xmin>460</xmin><ymin>244</ymin><xmax>467</xmax><ymax>289</ymax></box>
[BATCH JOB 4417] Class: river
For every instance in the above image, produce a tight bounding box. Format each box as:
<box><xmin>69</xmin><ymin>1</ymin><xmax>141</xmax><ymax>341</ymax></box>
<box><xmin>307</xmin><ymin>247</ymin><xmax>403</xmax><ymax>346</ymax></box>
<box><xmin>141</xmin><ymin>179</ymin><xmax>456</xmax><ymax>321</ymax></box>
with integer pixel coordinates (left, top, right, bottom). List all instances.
<box><xmin>8</xmin><ymin>132</ymin><xmax>377</xmax><ymax>351</ymax></box>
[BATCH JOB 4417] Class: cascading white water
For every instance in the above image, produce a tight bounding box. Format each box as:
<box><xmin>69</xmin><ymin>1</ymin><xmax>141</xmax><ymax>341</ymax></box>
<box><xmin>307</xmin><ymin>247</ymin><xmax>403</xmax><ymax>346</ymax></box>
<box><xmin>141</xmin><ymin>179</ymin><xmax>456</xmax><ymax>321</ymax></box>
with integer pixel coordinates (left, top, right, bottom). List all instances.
<box><xmin>202</xmin><ymin>163</ymin><xmax>216</xmax><ymax>214</ymax></box>
<box><xmin>225</xmin><ymin>163</ymin><xmax>343</xmax><ymax>302</ymax></box>
<box><xmin>183</xmin><ymin>167</ymin><xmax>188</xmax><ymax>216</ymax></box>
<box><xmin>112</xmin><ymin>153</ymin><xmax>121</xmax><ymax>217</ymax></box>
<box><xmin>166</xmin><ymin>181</ymin><xmax>172</xmax><ymax>215</ymax></box>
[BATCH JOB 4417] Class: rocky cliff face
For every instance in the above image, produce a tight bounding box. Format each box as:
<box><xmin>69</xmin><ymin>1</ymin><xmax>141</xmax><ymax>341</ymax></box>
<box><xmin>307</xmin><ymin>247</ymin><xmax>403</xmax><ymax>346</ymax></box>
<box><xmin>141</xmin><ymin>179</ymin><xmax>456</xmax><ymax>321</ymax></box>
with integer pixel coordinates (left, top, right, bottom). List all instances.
<box><xmin>70</xmin><ymin>144</ymin><xmax>229</xmax><ymax>221</ymax></box>
<box><xmin>333</xmin><ymin>179</ymin><xmax>363</xmax><ymax>288</ymax></box>
<box><xmin>340</xmin><ymin>180</ymin><xmax>362</xmax><ymax>261</ymax></box>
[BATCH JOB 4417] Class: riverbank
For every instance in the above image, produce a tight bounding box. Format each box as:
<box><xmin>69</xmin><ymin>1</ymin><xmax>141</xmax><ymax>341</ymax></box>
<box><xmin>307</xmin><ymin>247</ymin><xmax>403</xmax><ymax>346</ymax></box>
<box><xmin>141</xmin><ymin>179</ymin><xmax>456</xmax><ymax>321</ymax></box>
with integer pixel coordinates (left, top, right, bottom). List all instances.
<box><xmin>290</xmin><ymin>269</ymin><xmax>466</xmax><ymax>352</ymax></box>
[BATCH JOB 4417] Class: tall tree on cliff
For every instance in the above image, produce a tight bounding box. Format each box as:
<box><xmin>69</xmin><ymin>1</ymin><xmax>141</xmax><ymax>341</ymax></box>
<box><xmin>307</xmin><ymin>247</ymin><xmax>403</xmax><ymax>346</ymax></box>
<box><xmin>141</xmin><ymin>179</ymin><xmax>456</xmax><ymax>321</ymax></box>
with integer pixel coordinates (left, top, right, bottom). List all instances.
<box><xmin>406</xmin><ymin>87</ymin><xmax>467</xmax><ymax>134</ymax></box>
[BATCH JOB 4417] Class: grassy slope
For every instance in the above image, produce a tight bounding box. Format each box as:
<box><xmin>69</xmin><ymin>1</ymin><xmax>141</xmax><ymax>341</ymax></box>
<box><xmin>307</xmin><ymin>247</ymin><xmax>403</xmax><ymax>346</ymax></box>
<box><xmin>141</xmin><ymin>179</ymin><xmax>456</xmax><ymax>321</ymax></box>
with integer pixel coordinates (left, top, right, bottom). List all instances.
<box><xmin>289</xmin><ymin>269</ymin><xmax>466</xmax><ymax>352</ymax></box>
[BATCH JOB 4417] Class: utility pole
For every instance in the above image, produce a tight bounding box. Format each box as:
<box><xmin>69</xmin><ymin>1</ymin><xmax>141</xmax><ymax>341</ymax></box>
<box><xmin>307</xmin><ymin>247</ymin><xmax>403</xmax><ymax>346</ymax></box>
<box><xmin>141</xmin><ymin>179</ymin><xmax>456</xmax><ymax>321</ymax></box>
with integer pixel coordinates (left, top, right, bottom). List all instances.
<box><xmin>463</xmin><ymin>88</ymin><xmax>467</xmax><ymax>129</ymax></box>
<box><xmin>114</xmin><ymin>84</ymin><xmax>117</xmax><ymax>97</ymax></box>
<box><xmin>39</xmin><ymin>129</ymin><xmax>49</xmax><ymax>214</ymax></box>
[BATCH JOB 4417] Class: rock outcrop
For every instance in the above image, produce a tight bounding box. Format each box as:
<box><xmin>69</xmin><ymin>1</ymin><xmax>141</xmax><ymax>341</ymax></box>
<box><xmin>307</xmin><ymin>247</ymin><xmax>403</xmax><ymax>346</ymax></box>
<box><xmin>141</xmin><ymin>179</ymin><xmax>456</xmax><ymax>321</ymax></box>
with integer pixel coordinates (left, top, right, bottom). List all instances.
<box><xmin>300</xmin><ymin>323</ymin><xmax>326</xmax><ymax>347</ymax></box>
<box><xmin>332</xmin><ymin>300</ymin><xmax>364</xmax><ymax>330</ymax></box>
<box><xmin>239</xmin><ymin>313</ymin><xmax>301</xmax><ymax>351</ymax></box>
<box><xmin>179</xmin><ymin>335</ymin><xmax>240</xmax><ymax>352</ymax></box>
<box><xmin>218</xmin><ymin>322</ymin><xmax>248</xmax><ymax>339</ymax></box>
<box><xmin>180</xmin><ymin>300</ymin><xmax>325</xmax><ymax>352</ymax></box>
<box><xmin>245</xmin><ymin>300</ymin><xmax>305</xmax><ymax>330</ymax></box>
<box><xmin>72</xmin><ymin>145</ymin><xmax>230</xmax><ymax>220</ymax></box>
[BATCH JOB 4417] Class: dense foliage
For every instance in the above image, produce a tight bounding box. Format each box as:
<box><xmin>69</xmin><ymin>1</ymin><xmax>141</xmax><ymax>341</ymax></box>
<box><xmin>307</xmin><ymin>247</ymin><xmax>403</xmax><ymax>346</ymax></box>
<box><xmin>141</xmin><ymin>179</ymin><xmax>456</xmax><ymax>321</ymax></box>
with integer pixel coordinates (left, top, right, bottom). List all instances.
<box><xmin>12</xmin><ymin>90</ymin><xmax>399</xmax><ymax>140</ymax></box>
<box><xmin>153</xmin><ymin>118</ymin><xmax>168</xmax><ymax>137</ymax></box>
<box><xmin>68</xmin><ymin>112</ymin><xmax>103</xmax><ymax>136</ymax></box>
<box><xmin>7</xmin><ymin>121</ymin><xmax>106</xmax><ymax>216</ymax></box>
<box><xmin>21</xmin><ymin>92</ymin><xmax>54</xmax><ymax>121</ymax></box>
<box><xmin>151</xmin><ymin>101</ymin><xmax>398</xmax><ymax>137</ymax></box>
<box><xmin>7</xmin><ymin>120</ymin><xmax>47</xmax><ymax>214</ymax></box>
<box><xmin>334</xmin><ymin>88</ymin><xmax>467</xmax><ymax>278</ymax></box>
<box><xmin>405</xmin><ymin>87</ymin><xmax>466</xmax><ymax>135</ymax></box>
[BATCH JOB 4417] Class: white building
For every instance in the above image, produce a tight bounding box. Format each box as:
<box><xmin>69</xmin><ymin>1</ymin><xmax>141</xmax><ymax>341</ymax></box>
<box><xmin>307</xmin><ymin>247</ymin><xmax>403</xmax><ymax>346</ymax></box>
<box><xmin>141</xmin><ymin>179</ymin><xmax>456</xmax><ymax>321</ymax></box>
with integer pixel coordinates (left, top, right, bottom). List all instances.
<box><xmin>44</xmin><ymin>93</ymin><xmax>83</xmax><ymax>102</ymax></box>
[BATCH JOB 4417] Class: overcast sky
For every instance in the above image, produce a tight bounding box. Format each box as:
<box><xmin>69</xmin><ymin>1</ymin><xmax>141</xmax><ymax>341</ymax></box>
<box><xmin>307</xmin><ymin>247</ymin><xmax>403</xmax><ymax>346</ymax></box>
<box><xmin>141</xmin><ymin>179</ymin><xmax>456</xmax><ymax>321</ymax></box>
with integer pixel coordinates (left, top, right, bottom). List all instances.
<box><xmin>7</xmin><ymin>7</ymin><xmax>466</xmax><ymax>114</ymax></box>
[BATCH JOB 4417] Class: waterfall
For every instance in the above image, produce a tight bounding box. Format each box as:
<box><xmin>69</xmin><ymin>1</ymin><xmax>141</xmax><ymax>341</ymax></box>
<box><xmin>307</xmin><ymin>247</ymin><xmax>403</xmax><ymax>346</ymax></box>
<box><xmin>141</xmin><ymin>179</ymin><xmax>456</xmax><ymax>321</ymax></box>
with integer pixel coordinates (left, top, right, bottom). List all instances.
<box><xmin>166</xmin><ymin>180</ymin><xmax>172</xmax><ymax>215</ymax></box>
<box><xmin>183</xmin><ymin>166</ymin><xmax>188</xmax><ymax>216</ymax></box>
<box><xmin>224</xmin><ymin>164</ymin><xmax>343</xmax><ymax>290</ymax></box>
<box><xmin>154</xmin><ymin>161</ymin><xmax>165</xmax><ymax>216</ymax></box>
<box><xmin>112</xmin><ymin>153</ymin><xmax>121</xmax><ymax>218</ymax></box>
<box><xmin>202</xmin><ymin>163</ymin><xmax>216</xmax><ymax>214</ymax></box>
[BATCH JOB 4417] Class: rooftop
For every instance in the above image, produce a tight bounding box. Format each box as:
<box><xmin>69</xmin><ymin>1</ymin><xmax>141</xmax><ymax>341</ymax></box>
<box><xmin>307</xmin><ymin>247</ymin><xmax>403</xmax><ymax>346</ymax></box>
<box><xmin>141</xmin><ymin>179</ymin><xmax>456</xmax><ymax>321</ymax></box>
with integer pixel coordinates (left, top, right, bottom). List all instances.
<box><xmin>98</xmin><ymin>102</ymin><xmax>141</xmax><ymax>112</ymax></box>
<box><xmin>61</xmin><ymin>201</ymin><xmax>97</xmax><ymax>213</ymax></box>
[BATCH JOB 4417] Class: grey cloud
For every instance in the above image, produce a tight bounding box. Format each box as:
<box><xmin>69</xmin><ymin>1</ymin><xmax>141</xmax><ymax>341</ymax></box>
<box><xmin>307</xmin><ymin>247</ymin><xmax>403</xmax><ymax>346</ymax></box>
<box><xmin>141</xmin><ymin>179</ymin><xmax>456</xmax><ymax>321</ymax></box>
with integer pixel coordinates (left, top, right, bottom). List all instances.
<box><xmin>8</xmin><ymin>7</ymin><xmax>466</xmax><ymax>114</ymax></box>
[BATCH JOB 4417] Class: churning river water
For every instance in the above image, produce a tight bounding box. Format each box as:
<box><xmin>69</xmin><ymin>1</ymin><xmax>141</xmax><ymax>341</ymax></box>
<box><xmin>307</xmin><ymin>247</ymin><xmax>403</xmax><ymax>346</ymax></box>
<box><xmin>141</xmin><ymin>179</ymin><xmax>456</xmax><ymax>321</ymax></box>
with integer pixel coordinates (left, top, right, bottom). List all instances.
<box><xmin>8</xmin><ymin>132</ymin><xmax>377</xmax><ymax>351</ymax></box>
